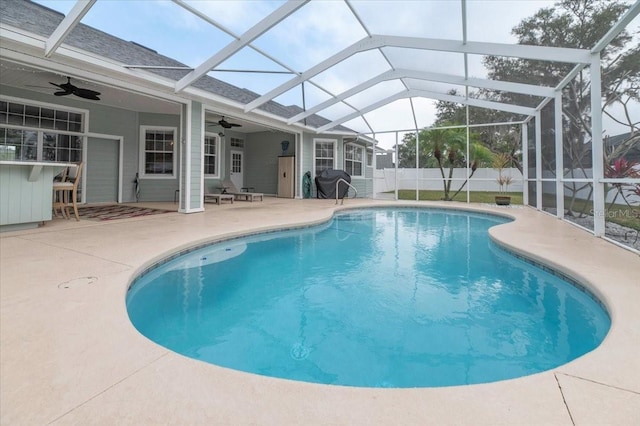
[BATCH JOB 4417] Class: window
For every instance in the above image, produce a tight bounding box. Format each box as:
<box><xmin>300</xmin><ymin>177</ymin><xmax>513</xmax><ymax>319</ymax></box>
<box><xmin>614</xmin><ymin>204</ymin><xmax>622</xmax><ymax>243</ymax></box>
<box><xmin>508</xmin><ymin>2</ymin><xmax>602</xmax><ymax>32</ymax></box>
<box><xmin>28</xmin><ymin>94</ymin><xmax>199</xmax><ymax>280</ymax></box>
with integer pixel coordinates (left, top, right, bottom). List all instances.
<box><xmin>0</xmin><ymin>98</ymin><xmax>85</xmax><ymax>162</ymax></box>
<box><xmin>0</xmin><ymin>100</ymin><xmax>83</xmax><ymax>132</ymax></box>
<box><xmin>314</xmin><ymin>139</ymin><xmax>335</xmax><ymax>175</ymax></box>
<box><xmin>344</xmin><ymin>143</ymin><xmax>364</xmax><ymax>177</ymax></box>
<box><xmin>140</xmin><ymin>126</ymin><xmax>176</xmax><ymax>177</ymax></box>
<box><xmin>0</xmin><ymin>128</ymin><xmax>36</xmax><ymax>160</ymax></box>
<box><xmin>367</xmin><ymin>150</ymin><xmax>373</xmax><ymax>167</ymax></box>
<box><xmin>230</xmin><ymin>137</ymin><xmax>244</xmax><ymax>148</ymax></box>
<box><xmin>204</xmin><ymin>133</ymin><xmax>219</xmax><ymax>177</ymax></box>
<box><xmin>43</xmin><ymin>133</ymin><xmax>83</xmax><ymax>162</ymax></box>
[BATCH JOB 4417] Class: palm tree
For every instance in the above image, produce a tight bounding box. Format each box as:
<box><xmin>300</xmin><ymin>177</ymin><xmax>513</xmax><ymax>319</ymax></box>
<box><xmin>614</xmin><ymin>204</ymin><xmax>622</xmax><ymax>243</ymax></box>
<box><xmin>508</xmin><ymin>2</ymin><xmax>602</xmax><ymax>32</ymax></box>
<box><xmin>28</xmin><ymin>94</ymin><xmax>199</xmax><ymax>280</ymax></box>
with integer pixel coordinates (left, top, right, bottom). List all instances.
<box><xmin>427</xmin><ymin>127</ymin><xmax>492</xmax><ymax>200</ymax></box>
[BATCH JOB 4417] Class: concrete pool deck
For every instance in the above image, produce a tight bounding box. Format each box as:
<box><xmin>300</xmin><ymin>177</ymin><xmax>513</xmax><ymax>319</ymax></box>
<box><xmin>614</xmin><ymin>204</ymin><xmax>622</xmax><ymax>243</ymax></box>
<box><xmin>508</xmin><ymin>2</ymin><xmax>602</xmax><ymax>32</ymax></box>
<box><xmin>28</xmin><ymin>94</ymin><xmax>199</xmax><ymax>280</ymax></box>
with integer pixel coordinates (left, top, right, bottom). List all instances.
<box><xmin>1</xmin><ymin>198</ymin><xmax>638</xmax><ymax>425</ymax></box>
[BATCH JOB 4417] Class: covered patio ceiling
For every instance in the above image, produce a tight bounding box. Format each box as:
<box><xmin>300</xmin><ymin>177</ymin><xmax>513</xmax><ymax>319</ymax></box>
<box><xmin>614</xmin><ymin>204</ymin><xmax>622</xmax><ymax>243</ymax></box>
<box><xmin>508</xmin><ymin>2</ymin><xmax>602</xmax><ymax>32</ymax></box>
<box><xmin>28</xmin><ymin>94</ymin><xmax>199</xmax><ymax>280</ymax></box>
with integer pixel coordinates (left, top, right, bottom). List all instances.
<box><xmin>4</xmin><ymin>0</ymin><xmax>640</xmax><ymax>141</ymax></box>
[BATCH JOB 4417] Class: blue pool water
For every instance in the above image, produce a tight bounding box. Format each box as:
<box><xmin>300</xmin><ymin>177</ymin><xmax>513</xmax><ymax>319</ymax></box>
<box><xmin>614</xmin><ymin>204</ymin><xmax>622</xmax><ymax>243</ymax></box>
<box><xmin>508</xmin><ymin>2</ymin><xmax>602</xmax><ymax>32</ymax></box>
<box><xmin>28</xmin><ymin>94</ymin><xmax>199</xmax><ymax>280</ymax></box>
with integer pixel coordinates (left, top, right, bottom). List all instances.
<box><xmin>127</xmin><ymin>208</ymin><xmax>610</xmax><ymax>388</ymax></box>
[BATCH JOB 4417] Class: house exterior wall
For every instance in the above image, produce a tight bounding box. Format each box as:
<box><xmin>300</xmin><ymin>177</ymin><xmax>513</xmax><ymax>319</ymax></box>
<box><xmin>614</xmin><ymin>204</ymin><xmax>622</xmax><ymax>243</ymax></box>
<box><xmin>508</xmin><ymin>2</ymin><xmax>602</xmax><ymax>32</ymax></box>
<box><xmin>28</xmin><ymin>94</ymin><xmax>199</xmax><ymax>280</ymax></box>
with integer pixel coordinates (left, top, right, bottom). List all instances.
<box><xmin>348</xmin><ymin>161</ymin><xmax>373</xmax><ymax>198</ymax></box>
<box><xmin>89</xmin><ymin>105</ymin><xmax>138</xmax><ymax>202</ymax></box>
<box><xmin>139</xmin><ymin>112</ymin><xmax>181</xmax><ymax>203</ymax></box>
<box><xmin>244</xmin><ymin>131</ymin><xmax>294</xmax><ymax>195</ymax></box>
<box><xmin>0</xmin><ymin>85</ymin><xmax>184</xmax><ymax>203</ymax></box>
<box><xmin>85</xmin><ymin>136</ymin><xmax>119</xmax><ymax>203</ymax></box>
<box><xmin>301</xmin><ymin>132</ymin><xmax>374</xmax><ymax>198</ymax></box>
<box><xmin>1</xmin><ymin>85</ymin><xmax>371</xmax><ymax>208</ymax></box>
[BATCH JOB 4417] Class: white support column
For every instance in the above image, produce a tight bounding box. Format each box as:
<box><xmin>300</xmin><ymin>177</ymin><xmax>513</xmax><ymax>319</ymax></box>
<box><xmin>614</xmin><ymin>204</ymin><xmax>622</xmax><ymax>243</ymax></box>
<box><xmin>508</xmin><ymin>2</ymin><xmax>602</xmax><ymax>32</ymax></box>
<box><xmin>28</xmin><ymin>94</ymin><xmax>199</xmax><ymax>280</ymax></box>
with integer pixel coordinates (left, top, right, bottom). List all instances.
<box><xmin>535</xmin><ymin>111</ymin><xmax>543</xmax><ymax>210</ymax></box>
<box><xmin>415</xmin><ymin>130</ymin><xmax>419</xmax><ymax>201</ymax></box>
<box><xmin>554</xmin><ymin>93</ymin><xmax>564</xmax><ymax>218</ymax></box>
<box><xmin>372</xmin><ymin>133</ymin><xmax>377</xmax><ymax>171</ymax></box>
<box><xmin>178</xmin><ymin>100</ymin><xmax>205</xmax><ymax>213</ymax></box>
<box><xmin>395</xmin><ymin>132</ymin><xmax>399</xmax><ymax>201</ymax></box>
<box><xmin>198</xmin><ymin>104</ymin><xmax>205</xmax><ymax>211</ymax></box>
<box><xmin>590</xmin><ymin>53</ymin><xmax>605</xmax><ymax>236</ymax></box>
<box><xmin>178</xmin><ymin>103</ymin><xmax>191</xmax><ymax>213</ymax></box>
<box><xmin>465</xmin><ymin>103</ymin><xmax>470</xmax><ymax>203</ymax></box>
<box><xmin>371</xmin><ymin>133</ymin><xmax>377</xmax><ymax>199</ymax></box>
<box><xmin>521</xmin><ymin>123</ymin><xmax>529</xmax><ymax>206</ymax></box>
<box><xmin>179</xmin><ymin>102</ymin><xmax>191</xmax><ymax>213</ymax></box>
<box><xmin>296</xmin><ymin>132</ymin><xmax>302</xmax><ymax>199</ymax></box>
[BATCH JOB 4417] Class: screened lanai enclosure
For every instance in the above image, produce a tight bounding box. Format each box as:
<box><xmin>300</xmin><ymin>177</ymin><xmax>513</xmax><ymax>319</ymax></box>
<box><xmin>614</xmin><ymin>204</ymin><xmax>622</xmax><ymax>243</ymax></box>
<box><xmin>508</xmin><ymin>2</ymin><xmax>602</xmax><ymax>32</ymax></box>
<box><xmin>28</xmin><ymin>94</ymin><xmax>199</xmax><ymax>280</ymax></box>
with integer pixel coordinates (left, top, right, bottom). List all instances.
<box><xmin>0</xmin><ymin>0</ymin><xmax>638</xmax><ymax>251</ymax></box>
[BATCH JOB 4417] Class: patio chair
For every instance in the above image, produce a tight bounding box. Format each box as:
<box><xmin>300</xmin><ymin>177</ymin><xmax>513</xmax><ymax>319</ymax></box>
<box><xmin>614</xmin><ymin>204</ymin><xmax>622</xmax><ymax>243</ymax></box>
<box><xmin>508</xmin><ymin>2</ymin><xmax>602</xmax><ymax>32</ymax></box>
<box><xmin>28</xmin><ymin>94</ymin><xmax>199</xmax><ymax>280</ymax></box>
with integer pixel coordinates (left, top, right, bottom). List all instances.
<box><xmin>221</xmin><ymin>179</ymin><xmax>263</xmax><ymax>202</ymax></box>
<box><xmin>52</xmin><ymin>162</ymin><xmax>83</xmax><ymax>221</ymax></box>
<box><xmin>204</xmin><ymin>186</ymin><xmax>234</xmax><ymax>205</ymax></box>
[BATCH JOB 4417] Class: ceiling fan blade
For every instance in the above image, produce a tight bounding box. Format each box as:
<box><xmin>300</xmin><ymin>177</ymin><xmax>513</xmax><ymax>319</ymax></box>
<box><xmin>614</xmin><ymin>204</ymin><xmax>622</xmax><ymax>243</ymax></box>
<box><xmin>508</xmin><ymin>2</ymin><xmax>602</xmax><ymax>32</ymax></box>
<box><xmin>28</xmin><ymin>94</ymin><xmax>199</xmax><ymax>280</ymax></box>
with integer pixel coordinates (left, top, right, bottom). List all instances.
<box><xmin>54</xmin><ymin>91</ymin><xmax>71</xmax><ymax>96</ymax></box>
<box><xmin>218</xmin><ymin>117</ymin><xmax>242</xmax><ymax>128</ymax></box>
<box><xmin>76</xmin><ymin>92</ymin><xmax>101</xmax><ymax>101</ymax></box>
<box><xmin>74</xmin><ymin>88</ymin><xmax>101</xmax><ymax>100</ymax></box>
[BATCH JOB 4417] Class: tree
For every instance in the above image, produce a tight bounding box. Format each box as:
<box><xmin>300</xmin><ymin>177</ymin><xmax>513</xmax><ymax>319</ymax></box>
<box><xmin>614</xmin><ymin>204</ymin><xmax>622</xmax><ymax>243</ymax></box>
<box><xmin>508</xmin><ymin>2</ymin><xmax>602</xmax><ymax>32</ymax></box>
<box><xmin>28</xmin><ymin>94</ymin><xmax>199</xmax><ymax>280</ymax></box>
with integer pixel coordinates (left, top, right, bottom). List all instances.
<box><xmin>482</xmin><ymin>0</ymin><xmax>638</xmax><ymax>216</ymax></box>
<box><xmin>396</xmin><ymin>0</ymin><xmax>638</xmax><ymax>207</ymax></box>
<box><xmin>433</xmin><ymin>91</ymin><xmax>524</xmax><ymax>173</ymax></box>
<box><xmin>398</xmin><ymin>125</ymin><xmax>493</xmax><ymax>200</ymax></box>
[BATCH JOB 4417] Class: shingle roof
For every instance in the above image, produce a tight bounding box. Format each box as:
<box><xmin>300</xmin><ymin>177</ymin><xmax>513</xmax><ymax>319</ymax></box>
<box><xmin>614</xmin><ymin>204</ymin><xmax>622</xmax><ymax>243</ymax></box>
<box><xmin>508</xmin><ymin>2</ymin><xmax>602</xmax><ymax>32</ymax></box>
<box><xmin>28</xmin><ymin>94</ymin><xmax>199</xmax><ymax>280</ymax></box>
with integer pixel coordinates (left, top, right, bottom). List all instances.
<box><xmin>0</xmin><ymin>0</ymin><xmax>353</xmax><ymax>132</ymax></box>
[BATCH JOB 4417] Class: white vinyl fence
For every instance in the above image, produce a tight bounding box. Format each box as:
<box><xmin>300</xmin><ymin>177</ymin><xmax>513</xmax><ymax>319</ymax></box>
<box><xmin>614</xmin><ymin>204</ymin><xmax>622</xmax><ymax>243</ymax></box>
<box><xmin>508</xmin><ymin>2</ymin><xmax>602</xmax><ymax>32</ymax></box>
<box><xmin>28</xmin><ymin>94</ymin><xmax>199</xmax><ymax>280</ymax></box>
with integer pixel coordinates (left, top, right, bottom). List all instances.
<box><xmin>374</xmin><ymin>167</ymin><xmax>639</xmax><ymax>206</ymax></box>
<box><xmin>374</xmin><ymin>167</ymin><xmax>523</xmax><ymax>195</ymax></box>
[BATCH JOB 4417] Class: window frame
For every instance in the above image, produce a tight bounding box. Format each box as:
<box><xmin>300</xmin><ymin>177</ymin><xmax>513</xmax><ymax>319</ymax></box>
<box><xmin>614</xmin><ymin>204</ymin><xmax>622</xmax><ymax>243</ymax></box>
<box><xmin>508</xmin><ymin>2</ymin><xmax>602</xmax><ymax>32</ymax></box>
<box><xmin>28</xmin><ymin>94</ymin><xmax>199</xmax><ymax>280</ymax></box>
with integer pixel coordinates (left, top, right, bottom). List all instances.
<box><xmin>204</xmin><ymin>132</ymin><xmax>221</xmax><ymax>178</ymax></box>
<box><xmin>229</xmin><ymin>136</ymin><xmax>244</xmax><ymax>149</ymax></box>
<box><xmin>313</xmin><ymin>138</ymin><xmax>337</xmax><ymax>177</ymax></box>
<box><xmin>139</xmin><ymin>125</ymin><xmax>177</xmax><ymax>179</ymax></box>
<box><xmin>0</xmin><ymin>96</ymin><xmax>87</xmax><ymax>163</ymax></box>
<box><xmin>344</xmin><ymin>142</ymin><xmax>364</xmax><ymax>178</ymax></box>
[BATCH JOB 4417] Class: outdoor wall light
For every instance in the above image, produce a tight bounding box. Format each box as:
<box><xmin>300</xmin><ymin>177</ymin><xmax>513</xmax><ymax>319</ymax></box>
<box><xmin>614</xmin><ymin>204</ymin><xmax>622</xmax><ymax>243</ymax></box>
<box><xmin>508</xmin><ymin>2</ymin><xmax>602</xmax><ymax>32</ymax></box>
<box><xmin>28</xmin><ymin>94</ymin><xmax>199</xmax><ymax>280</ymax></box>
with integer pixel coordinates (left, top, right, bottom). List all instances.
<box><xmin>281</xmin><ymin>140</ymin><xmax>290</xmax><ymax>155</ymax></box>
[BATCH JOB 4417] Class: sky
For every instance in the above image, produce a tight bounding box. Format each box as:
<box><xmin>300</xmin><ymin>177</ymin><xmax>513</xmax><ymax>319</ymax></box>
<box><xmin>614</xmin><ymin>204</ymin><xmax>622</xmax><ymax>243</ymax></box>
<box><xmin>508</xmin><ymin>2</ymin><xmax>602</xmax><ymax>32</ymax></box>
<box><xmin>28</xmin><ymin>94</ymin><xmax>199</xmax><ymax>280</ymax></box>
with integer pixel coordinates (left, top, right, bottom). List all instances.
<box><xmin>33</xmin><ymin>0</ymin><xmax>639</xmax><ymax>149</ymax></box>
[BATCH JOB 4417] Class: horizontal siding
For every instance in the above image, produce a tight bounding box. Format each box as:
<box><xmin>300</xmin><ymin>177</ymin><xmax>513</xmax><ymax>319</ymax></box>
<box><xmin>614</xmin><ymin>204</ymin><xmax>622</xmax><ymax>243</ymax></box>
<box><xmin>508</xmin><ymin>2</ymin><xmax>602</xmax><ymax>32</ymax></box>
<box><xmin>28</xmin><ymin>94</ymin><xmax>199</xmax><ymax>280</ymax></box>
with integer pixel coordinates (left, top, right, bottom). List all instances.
<box><xmin>302</xmin><ymin>133</ymin><xmax>374</xmax><ymax>198</ymax></box>
<box><xmin>137</xmin><ymin>113</ymin><xmax>181</xmax><ymax>203</ymax></box>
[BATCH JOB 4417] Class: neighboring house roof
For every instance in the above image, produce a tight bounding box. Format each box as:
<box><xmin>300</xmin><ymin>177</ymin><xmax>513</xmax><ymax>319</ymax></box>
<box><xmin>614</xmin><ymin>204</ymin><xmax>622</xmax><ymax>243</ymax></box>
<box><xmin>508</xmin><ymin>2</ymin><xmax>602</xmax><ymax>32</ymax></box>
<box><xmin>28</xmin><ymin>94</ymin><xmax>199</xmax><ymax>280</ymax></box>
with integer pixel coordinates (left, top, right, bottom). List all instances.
<box><xmin>604</xmin><ymin>132</ymin><xmax>640</xmax><ymax>162</ymax></box>
<box><xmin>0</xmin><ymin>0</ymin><xmax>354</xmax><ymax>133</ymax></box>
<box><xmin>573</xmin><ymin>132</ymin><xmax>640</xmax><ymax>167</ymax></box>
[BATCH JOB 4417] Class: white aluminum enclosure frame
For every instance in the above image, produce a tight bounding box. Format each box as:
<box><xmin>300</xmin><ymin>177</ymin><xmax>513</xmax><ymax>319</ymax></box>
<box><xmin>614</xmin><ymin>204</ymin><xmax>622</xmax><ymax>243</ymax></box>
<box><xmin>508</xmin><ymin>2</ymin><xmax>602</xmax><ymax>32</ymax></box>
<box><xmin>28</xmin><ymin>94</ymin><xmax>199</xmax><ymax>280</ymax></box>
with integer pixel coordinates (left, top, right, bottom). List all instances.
<box><xmin>3</xmin><ymin>0</ymin><xmax>639</xmax><ymax>245</ymax></box>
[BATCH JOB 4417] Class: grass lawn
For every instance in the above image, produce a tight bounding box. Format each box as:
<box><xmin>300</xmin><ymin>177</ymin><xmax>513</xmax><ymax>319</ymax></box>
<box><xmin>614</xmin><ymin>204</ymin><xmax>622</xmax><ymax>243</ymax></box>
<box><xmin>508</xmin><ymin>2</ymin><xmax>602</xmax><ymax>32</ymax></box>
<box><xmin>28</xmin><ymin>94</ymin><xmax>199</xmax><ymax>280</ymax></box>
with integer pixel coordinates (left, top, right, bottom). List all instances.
<box><xmin>396</xmin><ymin>189</ymin><xmax>523</xmax><ymax>204</ymax></box>
<box><xmin>394</xmin><ymin>190</ymin><xmax>639</xmax><ymax>230</ymax></box>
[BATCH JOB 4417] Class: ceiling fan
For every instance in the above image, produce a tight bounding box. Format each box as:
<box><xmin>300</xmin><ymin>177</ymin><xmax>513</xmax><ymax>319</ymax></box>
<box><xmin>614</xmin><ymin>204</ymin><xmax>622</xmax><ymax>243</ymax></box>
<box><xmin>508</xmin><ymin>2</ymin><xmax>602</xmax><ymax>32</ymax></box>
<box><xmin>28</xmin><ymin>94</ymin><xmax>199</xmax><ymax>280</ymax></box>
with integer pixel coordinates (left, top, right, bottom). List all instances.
<box><xmin>49</xmin><ymin>77</ymin><xmax>101</xmax><ymax>100</ymax></box>
<box><xmin>216</xmin><ymin>116</ymin><xmax>242</xmax><ymax>129</ymax></box>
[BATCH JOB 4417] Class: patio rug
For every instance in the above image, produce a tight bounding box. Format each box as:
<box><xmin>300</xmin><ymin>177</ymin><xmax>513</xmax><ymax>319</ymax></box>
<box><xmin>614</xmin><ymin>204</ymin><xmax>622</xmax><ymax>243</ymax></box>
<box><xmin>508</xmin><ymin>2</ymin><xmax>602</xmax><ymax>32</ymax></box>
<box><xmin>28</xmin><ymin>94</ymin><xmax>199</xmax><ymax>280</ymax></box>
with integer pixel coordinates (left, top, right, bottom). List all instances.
<box><xmin>76</xmin><ymin>205</ymin><xmax>173</xmax><ymax>221</ymax></box>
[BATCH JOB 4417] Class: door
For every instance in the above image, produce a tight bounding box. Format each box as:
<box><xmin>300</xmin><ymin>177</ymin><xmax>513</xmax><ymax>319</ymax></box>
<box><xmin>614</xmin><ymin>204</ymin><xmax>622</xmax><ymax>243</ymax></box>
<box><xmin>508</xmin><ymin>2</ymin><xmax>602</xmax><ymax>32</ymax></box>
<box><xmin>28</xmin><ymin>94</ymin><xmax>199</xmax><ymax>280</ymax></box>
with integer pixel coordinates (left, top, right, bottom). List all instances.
<box><xmin>230</xmin><ymin>150</ymin><xmax>243</xmax><ymax>190</ymax></box>
<box><xmin>278</xmin><ymin>156</ymin><xmax>295</xmax><ymax>198</ymax></box>
<box><xmin>86</xmin><ymin>137</ymin><xmax>119</xmax><ymax>203</ymax></box>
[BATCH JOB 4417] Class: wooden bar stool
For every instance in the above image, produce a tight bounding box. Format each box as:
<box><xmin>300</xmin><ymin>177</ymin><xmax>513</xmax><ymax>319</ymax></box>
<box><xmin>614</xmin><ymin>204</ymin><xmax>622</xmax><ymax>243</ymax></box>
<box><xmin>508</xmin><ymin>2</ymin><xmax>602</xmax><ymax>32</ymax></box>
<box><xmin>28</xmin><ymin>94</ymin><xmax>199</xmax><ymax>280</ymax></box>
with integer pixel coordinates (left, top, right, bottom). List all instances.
<box><xmin>52</xmin><ymin>162</ymin><xmax>83</xmax><ymax>221</ymax></box>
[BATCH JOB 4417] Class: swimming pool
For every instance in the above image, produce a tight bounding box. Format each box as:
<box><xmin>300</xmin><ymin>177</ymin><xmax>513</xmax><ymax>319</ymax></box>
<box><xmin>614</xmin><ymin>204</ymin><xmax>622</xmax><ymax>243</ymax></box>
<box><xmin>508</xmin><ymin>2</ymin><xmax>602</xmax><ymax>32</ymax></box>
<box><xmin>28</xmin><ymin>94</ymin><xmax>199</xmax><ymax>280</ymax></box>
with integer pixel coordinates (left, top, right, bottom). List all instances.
<box><xmin>127</xmin><ymin>208</ymin><xmax>610</xmax><ymax>388</ymax></box>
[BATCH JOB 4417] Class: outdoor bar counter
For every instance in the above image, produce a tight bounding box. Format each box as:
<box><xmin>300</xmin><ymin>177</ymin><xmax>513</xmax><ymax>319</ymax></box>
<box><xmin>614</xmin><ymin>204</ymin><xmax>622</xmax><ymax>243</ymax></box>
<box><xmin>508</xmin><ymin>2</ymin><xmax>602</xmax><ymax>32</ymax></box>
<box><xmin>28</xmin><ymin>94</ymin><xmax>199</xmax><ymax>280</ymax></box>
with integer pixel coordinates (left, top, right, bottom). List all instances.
<box><xmin>0</xmin><ymin>161</ymin><xmax>70</xmax><ymax>232</ymax></box>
